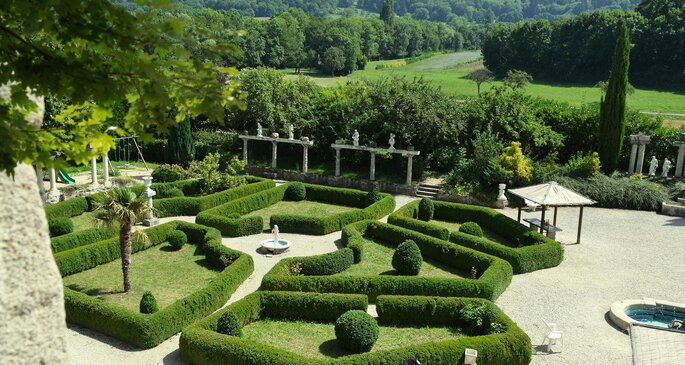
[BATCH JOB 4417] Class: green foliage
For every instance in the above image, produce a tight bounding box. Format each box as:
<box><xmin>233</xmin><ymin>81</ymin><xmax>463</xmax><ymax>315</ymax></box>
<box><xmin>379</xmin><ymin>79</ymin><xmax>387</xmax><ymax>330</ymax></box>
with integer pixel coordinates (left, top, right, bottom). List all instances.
<box><xmin>671</xmin><ymin>183</ymin><xmax>685</xmax><ymax>200</ymax></box>
<box><xmin>49</xmin><ymin>217</ymin><xmax>74</xmax><ymax>237</ymax></box>
<box><xmin>285</xmin><ymin>182</ymin><xmax>306</xmax><ymax>201</ymax></box>
<box><xmin>391</xmin><ymin>240</ymin><xmax>423</xmax><ymax>275</ymax></box>
<box><xmin>167</xmin><ymin>230</ymin><xmax>188</xmax><ymax>250</ymax></box>
<box><xmin>50</xmin><ymin>227</ymin><xmax>116</xmax><ymax>253</ymax></box>
<box><xmin>417</xmin><ymin>197</ymin><xmax>434</xmax><ymax>221</ymax></box>
<box><xmin>335</xmin><ymin>310</ymin><xmax>379</xmax><ymax>353</ymax></box>
<box><xmin>557</xmin><ymin>175</ymin><xmax>668</xmax><ymax>211</ymax></box>
<box><xmin>503</xmin><ymin>69</ymin><xmax>533</xmax><ymax>89</ymax></box>
<box><xmin>500</xmin><ymin>141</ymin><xmax>533</xmax><ymax>186</ymax></box>
<box><xmin>366</xmin><ymin>182</ymin><xmax>380</xmax><ymax>206</ymax></box>
<box><xmin>165</xmin><ymin>188</ymin><xmax>185</xmax><ymax>198</ymax></box>
<box><xmin>598</xmin><ymin>21</ymin><xmax>630</xmax><ymax>173</ymax></box>
<box><xmin>189</xmin><ymin>153</ymin><xmax>246</xmax><ymax>195</ymax></box>
<box><xmin>564</xmin><ymin>152</ymin><xmax>602</xmax><ymax>178</ymax></box>
<box><xmin>260</xmin><ymin>291</ymin><xmax>368</xmax><ymax>322</ymax></box>
<box><xmin>45</xmin><ymin>197</ymin><xmax>89</xmax><ymax>220</ymax></box>
<box><xmin>151</xmin><ymin>164</ymin><xmax>189</xmax><ymax>183</ymax></box>
<box><xmin>380</xmin><ymin>0</ymin><xmax>395</xmax><ymax>26</ymax></box>
<box><xmin>139</xmin><ymin>291</ymin><xmax>159</xmax><ymax>314</ymax></box>
<box><xmin>459</xmin><ymin>303</ymin><xmax>492</xmax><ymax>335</ymax></box>
<box><xmin>217</xmin><ymin>311</ymin><xmax>242</xmax><ymax>337</ymax></box>
<box><xmin>166</xmin><ymin>117</ymin><xmax>195</xmax><ymax>167</ymax></box>
<box><xmin>322</xmin><ymin>47</ymin><xmax>346</xmax><ymax>76</ymax></box>
<box><xmin>459</xmin><ymin>222</ymin><xmax>484</xmax><ymax>237</ymax></box>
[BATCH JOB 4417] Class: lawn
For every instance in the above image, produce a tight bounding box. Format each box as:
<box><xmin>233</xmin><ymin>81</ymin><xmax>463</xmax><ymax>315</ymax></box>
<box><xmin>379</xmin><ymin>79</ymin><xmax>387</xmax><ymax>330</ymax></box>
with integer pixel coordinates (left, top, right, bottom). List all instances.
<box><xmin>63</xmin><ymin>243</ymin><xmax>221</xmax><ymax>311</ymax></box>
<box><xmin>244</xmin><ymin>200</ymin><xmax>358</xmax><ymax>231</ymax></box>
<box><xmin>284</xmin><ymin>51</ymin><xmax>685</xmax><ymax>114</ymax></box>
<box><xmin>335</xmin><ymin>238</ymin><xmax>470</xmax><ymax>278</ymax></box>
<box><xmin>429</xmin><ymin>219</ymin><xmax>516</xmax><ymax>248</ymax></box>
<box><xmin>71</xmin><ymin>212</ymin><xmax>97</xmax><ymax>232</ymax></box>
<box><xmin>242</xmin><ymin>318</ymin><xmax>463</xmax><ymax>359</ymax></box>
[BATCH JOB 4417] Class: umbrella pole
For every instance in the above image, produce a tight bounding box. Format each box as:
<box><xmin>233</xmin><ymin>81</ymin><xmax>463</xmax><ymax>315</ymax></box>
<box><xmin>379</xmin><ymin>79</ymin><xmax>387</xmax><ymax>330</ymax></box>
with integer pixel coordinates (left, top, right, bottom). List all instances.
<box><xmin>540</xmin><ymin>205</ymin><xmax>546</xmax><ymax>234</ymax></box>
<box><xmin>577</xmin><ymin>206</ymin><xmax>584</xmax><ymax>244</ymax></box>
<box><xmin>553</xmin><ymin>207</ymin><xmax>558</xmax><ymax>226</ymax></box>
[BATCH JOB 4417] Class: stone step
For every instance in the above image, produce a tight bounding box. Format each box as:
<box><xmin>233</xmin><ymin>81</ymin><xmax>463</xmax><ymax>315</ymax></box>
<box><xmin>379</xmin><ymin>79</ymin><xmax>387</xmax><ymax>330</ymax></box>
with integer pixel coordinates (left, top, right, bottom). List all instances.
<box><xmin>417</xmin><ymin>186</ymin><xmax>441</xmax><ymax>193</ymax></box>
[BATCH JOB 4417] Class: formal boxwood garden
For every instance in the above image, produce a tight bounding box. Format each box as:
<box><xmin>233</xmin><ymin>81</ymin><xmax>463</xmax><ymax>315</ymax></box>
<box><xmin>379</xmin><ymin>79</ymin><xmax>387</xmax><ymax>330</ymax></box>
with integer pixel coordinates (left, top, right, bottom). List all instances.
<box><xmin>387</xmin><ymin>200</ymin><xmax>564</xmax><ymax>273</ymax></box>
<box><xmin>261</xmin><ymin>221</ymin><xmax>512</xmax><ymax>301</ymax></box>
<box><xmin>195</xmin><ymin>183</ymin><xmax>396</xmax><ymax>236</ymax></box>
<box><xmin>179</xmin><ymin>291</ymin><xmax>531</xmax><ymax>365</ymax></box>
<box><xmin>54</xmin><ymin>221</ymin><xmax>254</xmax><ymax>348</ymax></box>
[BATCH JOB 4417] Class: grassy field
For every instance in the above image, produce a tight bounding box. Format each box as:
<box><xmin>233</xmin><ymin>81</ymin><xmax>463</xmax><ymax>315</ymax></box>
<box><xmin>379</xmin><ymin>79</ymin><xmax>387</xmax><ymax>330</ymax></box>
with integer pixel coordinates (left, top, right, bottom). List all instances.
<box><xmin>244</xmin><ymin>200</ymin><xmax>357</xmax><ymax>231</ymax></box>
<box><xmin>63</xmin><ymin>243</ymin><xmax>220</xmax><ymax>311</ymax></box>
<box><xmin>334</xmin><ymin>238</ymin><xmax>470</xmax><ymax>278</ymax></box>
<box><xmin>284</xmin><ymin>51</ymin><xmax>685</xmax><ymax>114</ymax></box>
<box><xmin>242</xmin><ymin>318</ymin><xmax>462</xmax><ymax>359</ymax></box>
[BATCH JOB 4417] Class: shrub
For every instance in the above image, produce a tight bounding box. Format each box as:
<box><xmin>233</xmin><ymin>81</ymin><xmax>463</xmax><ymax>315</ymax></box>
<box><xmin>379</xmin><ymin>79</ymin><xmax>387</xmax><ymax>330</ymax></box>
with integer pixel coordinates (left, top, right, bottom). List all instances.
<box><xmin>49</xmin><ymin>217</ymin><xmax>74</xmax><ymax>237</ymax></box>
<box><xmin>140</xmin><ymin>291</ymin><xmax>159</xmax><ymax>314</ymax></box>
<box><xmin>334</xmin><ymin>310</ymin><xmax>379</xmax><ymax>353</ymax></box>
<box><xmin>189</xmin><ymin>153</ymin><xmax>246</xmax><ymax>194</ymax></box>
<box><xmin>151</xmin><ymin>164</ymin><xmax>188</xmax><ymax>182</ymax></box>
<box><xmin>366</xmin><ymin>182</ymin><xmax>380</xmax><ymax>206</ymax></box>
<box><xmin>391</xmin><ymin>240</ymin><xmax>423</xmax><ymax>276</ymax></box>
<box><xmin>556</xmin><ymin>174</ymin><xmax>667</xmax><ymax>211</ymax></box>
<box><xmin>217</xmin><ymin>311</ymin><xmax>242</xmax><ymax>337</ymax></box>
<box><xmin>459</xmin><ymin>222</ymin><xmax>484</xmax><ymax>237</ymax></box>
<box><xmin>45</xmin><ymin>197</ymin><xmax>89</xmax><ymax>220</ymax></box>
<box><xmin>417</xmin><ymin>197</ymin><xmax>434</xmax><ymax>221</ymax></box>
<box><xmin>564</xmin><ymin>152</ymin><xmax>601</xmax><ymax>178</ymax></box>
<box><xmin>285</xmin><ymin>182</ymin><xmax>306</xmax><ymax>201</ymax></box>
<box><xmin>459</xmin><ymin>303</ymin><xmax>492</xmax><ymax>335</ymax></box>
<box><xmin>165</xmin><ymin>187</ymin><xmax>184</xmax><ymax>198</ymax></box>
<box><xmin>500</xmin><ymin>141</ymin><xmax>533</xmax><ymax>186</ymax></box>
<box><xmin>51</xmin><ymin>227</ymin><xmax>115</xmax><ymax>253</ymax></box>
<box><xmin>671</xmin><ymin>182</ymin><xmax>685</xmax><ymax>200</ymax></box>
<box><xmin>167</xmin><ymin>230</ymin><xmax>188</xmax><ymax>250</ymax></box>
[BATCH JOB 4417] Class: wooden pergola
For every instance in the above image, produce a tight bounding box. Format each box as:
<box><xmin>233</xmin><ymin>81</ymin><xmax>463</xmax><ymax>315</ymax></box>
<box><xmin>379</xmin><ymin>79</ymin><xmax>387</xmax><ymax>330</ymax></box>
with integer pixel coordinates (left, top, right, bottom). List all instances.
<box><xmin>508</xmin><ymin>181</ymin><xmax>596</xmax><ymax>244</ymax></box>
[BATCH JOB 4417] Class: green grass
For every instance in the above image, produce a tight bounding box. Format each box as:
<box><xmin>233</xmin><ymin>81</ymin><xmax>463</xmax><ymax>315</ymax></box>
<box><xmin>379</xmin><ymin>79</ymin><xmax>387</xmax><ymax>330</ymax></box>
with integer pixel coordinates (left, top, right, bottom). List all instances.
<box><xmin>71</xmin><ymin>212</ymin><xmax>97</xmax><ymax>232</ymax></box>
<box><xmin>429</xmin><ymin>219</ymin><xmax>515</xmax><ymax>247</ymax></box>
<box><xmin>63</xmin><ymin>243</ymin><xmax>221</xmax><ymax>311</ymax></box>
<box><xmin>244</xmin><ymin>200</ymin><xmax>358</xmax><ymax>231</ymax></box>
<box><xmin>284</xmin><ymin>51</ymin><xmax>685</xmax><ymax>114</ymax></box>
<box><xmin>242</xmin><ymin>318</ymin><xmax>463</xmax><ymax>359</ymax></box>
<box><xmin>335</xmin><ymin>238</ymin><xmax>469</xmax><ymax>278</ymax></box>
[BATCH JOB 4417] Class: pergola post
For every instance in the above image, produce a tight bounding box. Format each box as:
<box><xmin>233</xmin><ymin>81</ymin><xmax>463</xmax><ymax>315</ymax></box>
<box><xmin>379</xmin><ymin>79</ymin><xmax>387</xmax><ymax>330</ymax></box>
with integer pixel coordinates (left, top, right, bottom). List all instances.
<box><xmin>517</xmin><ymin>206</ymin><xmax>522</xmax><ymax>222</ymax></box>
<box><xmin>539</xmin><ymin>205</ymin><xmax>546</xmax><ymax>234</ymax></box>
<box><xmin>553</xmin><ymin>206</ymin><xmax>558</xmax><ymax>226</ymax></box>
<box><xmin>577</xmin><ymin>206</ymin><xmax>584</xmax><ymax>244</ymax></box>
<box><xmin>406</xmin><ymin>155</ymin><xmax>414</xmax><ymax>186</ymax></box>
<box><xmin>271</xmin><ymin>141</ymin><xmax>278</xmax><ymax>169</ymax></box>
<box><xmin>628</xmin><ymin>142</ymin><xmax>638</xmax><ymax>174</ymax></box>
<box><xmin>242</xmin><ymin>138</ymin><xmax>248</xmax><ymax>165</ymax></box>
<box><xmin>302</xmin><ymin>145</ymin><xmax>309</xmax><ymax>173</ymax></box>
<box><xmin>48</xmin><ymin>168</ymin><xmax>58</xmax><ymax>196</ymax></box>
<box><xmin>335</xmin><ymin>148</ymin><xmax>341</xmax><ymax>177</ymax></box>
<box><xmin>369</xmin><ymin>151</ymin><xmax>376</xmax><ymax>181</ymax></box>
<box><xmin>90</xmin><ymin>156</ymin><xmax>98</xmax><ymax>187</ymax></box>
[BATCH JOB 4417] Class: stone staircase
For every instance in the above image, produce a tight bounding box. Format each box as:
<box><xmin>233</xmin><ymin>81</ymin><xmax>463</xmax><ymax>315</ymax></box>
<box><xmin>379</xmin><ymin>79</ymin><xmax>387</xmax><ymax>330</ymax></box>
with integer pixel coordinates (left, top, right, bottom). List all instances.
<box><xmin>416</xmin><ymin>183</ymin><xmax>442</xmax><ymax>198</ymax></box>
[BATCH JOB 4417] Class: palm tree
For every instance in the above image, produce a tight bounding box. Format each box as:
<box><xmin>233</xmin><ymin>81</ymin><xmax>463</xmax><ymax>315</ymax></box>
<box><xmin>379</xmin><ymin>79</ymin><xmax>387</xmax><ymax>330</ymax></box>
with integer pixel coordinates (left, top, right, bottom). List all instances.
<box><xmin>94</xmin><ymin>188</ymin><xmax>151</xmax><ymax>292</ymax></box>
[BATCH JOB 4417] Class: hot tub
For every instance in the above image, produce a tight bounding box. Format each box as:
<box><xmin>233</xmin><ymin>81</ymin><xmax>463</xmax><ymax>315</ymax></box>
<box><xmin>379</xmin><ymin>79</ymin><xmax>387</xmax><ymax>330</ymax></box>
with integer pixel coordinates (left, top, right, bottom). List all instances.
<box><xmin>610</xmin><ymin>298</ymin><xmax>685</xmax><ymax>331</ymax></box>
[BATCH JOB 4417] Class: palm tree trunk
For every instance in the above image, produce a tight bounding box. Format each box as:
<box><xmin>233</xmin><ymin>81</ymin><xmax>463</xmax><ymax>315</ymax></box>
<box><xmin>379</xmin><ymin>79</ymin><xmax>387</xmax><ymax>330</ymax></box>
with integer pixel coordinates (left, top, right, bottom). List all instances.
<box><xmin>120</xmin><ymin>222</ymin><xmax>132</xmax><ymax>292</ymax></box>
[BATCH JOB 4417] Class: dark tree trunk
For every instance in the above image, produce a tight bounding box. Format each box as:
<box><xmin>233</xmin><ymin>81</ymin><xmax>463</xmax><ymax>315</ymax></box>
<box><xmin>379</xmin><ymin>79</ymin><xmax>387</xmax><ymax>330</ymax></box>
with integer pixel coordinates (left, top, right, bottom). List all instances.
<box><xmin>119</xmin><ymin>222</ymin><xmax>132</xmax><ymax>292</ymax></box>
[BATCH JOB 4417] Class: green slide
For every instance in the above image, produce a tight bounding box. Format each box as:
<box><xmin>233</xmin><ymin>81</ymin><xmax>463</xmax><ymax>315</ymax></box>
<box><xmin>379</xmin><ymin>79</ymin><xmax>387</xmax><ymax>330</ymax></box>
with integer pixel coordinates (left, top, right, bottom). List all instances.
<box><xmin>57</xmin><ymin>169</ymin><xmax>75</xmax><ymax>184</ymax></box>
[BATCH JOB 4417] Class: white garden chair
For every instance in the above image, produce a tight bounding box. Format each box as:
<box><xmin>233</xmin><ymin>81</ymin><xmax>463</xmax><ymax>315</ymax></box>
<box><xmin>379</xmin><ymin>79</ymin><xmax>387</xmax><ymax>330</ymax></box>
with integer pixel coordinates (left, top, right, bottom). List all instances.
<box><xmin>542</xmin><ymin>322</ymin><xmax>563</xmax><ymax>353</ymax></box>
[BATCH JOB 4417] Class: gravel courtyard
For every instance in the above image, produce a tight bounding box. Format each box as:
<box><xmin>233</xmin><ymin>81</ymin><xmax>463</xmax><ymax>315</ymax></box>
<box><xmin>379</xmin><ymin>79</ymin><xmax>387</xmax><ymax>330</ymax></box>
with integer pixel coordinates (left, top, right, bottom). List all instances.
<box><xmin>66</xmin><ymin>199</ymin><xmax>685</xmax><ymax>364</ymax></box>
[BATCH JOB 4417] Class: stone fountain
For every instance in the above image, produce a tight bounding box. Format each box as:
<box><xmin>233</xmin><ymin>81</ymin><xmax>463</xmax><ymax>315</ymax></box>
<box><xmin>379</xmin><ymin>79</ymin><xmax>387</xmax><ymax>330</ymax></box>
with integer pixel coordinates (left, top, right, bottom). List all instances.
<box><xmin>260</xmin><ymin>225</ymin><xmax>291</xmax><ymax>254</ymax></box>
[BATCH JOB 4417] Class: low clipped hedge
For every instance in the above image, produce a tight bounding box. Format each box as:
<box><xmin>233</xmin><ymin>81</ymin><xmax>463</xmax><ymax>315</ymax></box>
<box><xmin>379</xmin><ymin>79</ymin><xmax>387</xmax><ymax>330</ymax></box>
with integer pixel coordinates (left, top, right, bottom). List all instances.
<box><xmin>45</xmin><ymin>197</ymin><xmax>89</xmax><ymax>220</ymax></box>
<box><xmin>388</xmin><ymin>200</ymin><xmax>564</xmax><ymax>274</ymax></box>
<box><xmin>196</xmin><ymin>183</ymin><xmax>396</xmax><ymax>236</ymax></box>
<box><xmin>262</xmin><ymin>221</ymin><xmax>513</xmax><ymax>301</ymax></box>
<box><xmin>179</xmin><ymin>292</ymin><xmax>531</xmax><ymax>365</ymax></box>
<box><xmin>50</xmin><ymin>227</ymin><xmax>116</xmax><ymax>253</ymax></box>
<box><xmin>48</xmin><ymin>217</ymin><xmax>74</xmax><ymax>237</ymax></box>
<box><xmin>56</xmin><ymin>221</ymin><xmax>254</xmax><ymax>348</ymax></box>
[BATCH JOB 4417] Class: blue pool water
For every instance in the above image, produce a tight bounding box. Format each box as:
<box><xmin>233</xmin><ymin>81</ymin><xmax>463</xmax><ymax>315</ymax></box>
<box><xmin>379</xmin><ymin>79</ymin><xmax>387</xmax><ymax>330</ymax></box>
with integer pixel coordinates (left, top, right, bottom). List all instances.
<box><xmin>626</xmin><ymin>307</ymin><xmax>685</xmax><ymax>329</ymax></box>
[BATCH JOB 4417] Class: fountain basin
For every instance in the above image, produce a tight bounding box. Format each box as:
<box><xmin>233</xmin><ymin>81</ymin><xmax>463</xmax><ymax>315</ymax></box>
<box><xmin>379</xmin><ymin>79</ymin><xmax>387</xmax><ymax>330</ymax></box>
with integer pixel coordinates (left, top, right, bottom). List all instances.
<box><xmin>260</xmin><ymin>238</ymin><xmax>292</xmax><ymax>253</ymax></box>
<box><xmin>610</xmin><ymin>298</ymin><xmax>685</xmax><ymax>331</ymax></box>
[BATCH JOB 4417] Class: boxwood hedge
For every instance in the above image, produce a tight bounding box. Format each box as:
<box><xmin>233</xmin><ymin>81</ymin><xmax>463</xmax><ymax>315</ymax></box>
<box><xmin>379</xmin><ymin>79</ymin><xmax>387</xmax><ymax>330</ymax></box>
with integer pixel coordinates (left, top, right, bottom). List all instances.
<box><xmin>195</xmin><ymin>183</ymin><xmax>396</xmax><ymax>236</ymax></box>
<box><xmin>388</xmin><ymin>200</ymin><xmax>564</xmax><ymax>273</ymax></box>
<box><xmin>50</xmin><ymin>227</ymin><xmax>116</xmax><ymax>253</ymax></box>
<box><xmin>55</xmin><ymin>221</ymin><xmax>254</xmax><ymax>348</ymax></box>
<box><xmin>261</xmin><ymin>221</ymin><xmax>512</xmax><ymax>301</ymax></box>
<box><xmin>179</xmin><ymin>292</ymin><xmax>531</xmax><ymax>365</ymax></box>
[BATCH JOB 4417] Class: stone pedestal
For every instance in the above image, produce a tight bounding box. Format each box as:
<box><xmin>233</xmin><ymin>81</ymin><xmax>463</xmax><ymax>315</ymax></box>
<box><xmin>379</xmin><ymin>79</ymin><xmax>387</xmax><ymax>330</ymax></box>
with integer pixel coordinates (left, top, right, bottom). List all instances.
<box><xmin>141</xmin><ymin>176</ymin><xmax>158</xmax><ymax>227</ymax></box>
<box><xmin>627</xmin><ymin>135</ymin><xmax>650</xmax><ymax>174</ymax></box>
<box><xmin>674</xmin><ymin>142</ymin><xmax>685</xmax><ymax>178</ymax></box>
<box><xmin>102</xmin><ymin>155</ymin><xmax>111</xmax><ymax>187</ymax></box>
<box><xmin>496</xmin><ymin>183</ymin><xmax>508</xmax><ymax>209</ymax></box>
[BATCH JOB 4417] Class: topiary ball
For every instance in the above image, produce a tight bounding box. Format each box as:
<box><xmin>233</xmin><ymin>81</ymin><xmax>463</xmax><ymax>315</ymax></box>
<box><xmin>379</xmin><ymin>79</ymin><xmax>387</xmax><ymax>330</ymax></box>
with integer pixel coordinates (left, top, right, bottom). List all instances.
<box><xmin>217</xmin><ymin>310</ymin><xmax>242</xmax><ymax>337</ymax></box>
<box><xmin>165</xmin><ymin>187</ymin><xmax>184</xmax><ymax>198</ymax></box>
<box><xmin>167</xmin><ymin>230</ymin><xmax>187</xmax><ymax>250</ymax></box>
<box><xmin>391</xmin><ymin>239</ymin><xmax>423</xmax><ymax>275</ymax></box>
<box><xmin>49</xmin><ymin>217</ymin><xmax>74</xmax><ymax>237</ymax></box>
<box><xmin>285</xmin><ymin>182</ymin><xmax>306</xmax><ymax>201</ymax></box>
<box><xmin>334</xmin><ymin>310</ymin><xmax>379</xmax><ymax>353</ymax></box>
<box><xmin>459</xmin><ymin>222</ymin><xmax>484</xmax><ymax>237</ymax></box>
<box><xmin>139</xmin><ymin>291</ymin><xmax>159</xmax><ymax>314</ymax></box>
<box><xmin>417</xmin><ymin>197</ymin><xmax>434</xmax><ymax>221</ymax></box>
<box><xmin>366</xmin><ymin>182</ymin><xmax>380</xmax><ymax>206</ymax></box>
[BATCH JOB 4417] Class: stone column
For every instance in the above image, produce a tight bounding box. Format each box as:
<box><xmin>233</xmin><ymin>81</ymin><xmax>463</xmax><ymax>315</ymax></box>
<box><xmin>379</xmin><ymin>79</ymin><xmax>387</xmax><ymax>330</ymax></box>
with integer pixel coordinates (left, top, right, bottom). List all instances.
<box><xmin>141</xmin><ymin>176</ymin><xmax>158</xmax><ymax>227</ymax></box>
<box><xmin>406</xmin><ymin>155</ymin><xmax>413</xmax><ymax>186</ymax></box>
<box><xmin>49</xmin><ymin>168</ymin><xmax>58</xmax><ymax>196</ymax></box>
<box><xmin>335</xmin><ymin>148</ymin><xmax>341</xmax><ymax>177</ymax></box>
<box><xmin>102</xmin><ymin>154</ymin><xmax>111</xmax><ymax>187</ymax></box>
<box><xmin>628</xmin><ymin>136</ymin><xmax>638</xmax><ymax>174</ymax></box>
<box><xmin>675</xmin><ymin>142</ymin><xmax>685</xmax><ymax>178</ymax></box>
<box><xmin>369</xmin><ymin>151</ymin><xmax>376</xmax><ymax>181</ymax></box>
<box><xmin>271</xmin><ymin>141</ymin><xmax>278</xmax><ymax>169</ymax></box>
<box><xmin>35</xmin><ymin>166</ymin><xmax>46</xmax><ymax>204</ymax></box>
<box><xmin>302</xmin><ymin>145</ymin><xmax>309</xmax><ymax>173</ymax></box>
<box><xmin>635</xmin><ymin>135</ymin><xmax>650</xmax><ymax>175</ymax></box>
<box><xmin>242</xmin><ymin>138</ymin><xmax>248</xmax><ymax>164</ymax></box>
<box><xmin>90</xmin><ymin>156</ymin><xmax>98</xmax><ymax>186</ymax></box>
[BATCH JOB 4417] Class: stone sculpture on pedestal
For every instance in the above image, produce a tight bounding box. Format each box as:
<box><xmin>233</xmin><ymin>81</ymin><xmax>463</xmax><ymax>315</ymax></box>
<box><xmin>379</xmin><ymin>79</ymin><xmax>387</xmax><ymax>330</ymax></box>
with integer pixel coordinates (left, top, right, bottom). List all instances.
<box><xmin>257</xmin><ymin>123</ymin><xmax>263</xmax><ymax>137</ymax></box>
<box><xmin>288</xmin><ymin>124</ymin><xmax>294</xmax><ymax>140</ymax></box>
<box><xmin>352</xmin><ymin>130</ymin><xmax>359</xmax><ymax>147</ymax></box>
<box><xmin>661</xmin><ymin>158</ymin><xmax>672</xmax><ymax>178</ymax></box>
<box><xmin>388</xmin><ymin>133</ymin><xmax>396</xmax><ymax>151</ymax></box>
<box><xmin>648</xmin><ymin>156</ymin><xmax>658</xmax><ymax>176</ymax></box>
<box><xmin>141</xmin><ymin>176</ymin><xmax>158</xmax><ymax>226</ymax></box>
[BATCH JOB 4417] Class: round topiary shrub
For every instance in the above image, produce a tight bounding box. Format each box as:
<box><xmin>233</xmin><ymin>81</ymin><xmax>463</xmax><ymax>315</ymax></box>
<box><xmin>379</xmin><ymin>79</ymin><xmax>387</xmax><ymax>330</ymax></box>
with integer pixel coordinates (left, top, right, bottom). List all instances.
<box><xmin>151</xmin><ymin>164</ymin><xmax>188</xmax><ymax>182</ymax></box>
<box><xmin>48</xmin><ymin>217</ymin><xmax>74</xmax><ymax>237</ymax></box>
<box><xmin>417</xmin><ymin>197</ymin><xmax>434</xmax><ymax>221</ymax></box>
<box><xmin>459</xmin><ymin>222</ymin><xmax>484</xmax><ymax>237</ymax></box>
<box><xmin>167</xmin><ymin>230</ymin><xmax>187</xmax><ymax>250</ymax></box>
<box><xmin>391</xmin><ymin>239</ymin><xmax>423</xmax><ymax>275</ymax></box>
<box><xmin>217</xmin><ymin>310</ymin><xmax>242</xmax><ymax>337</ymax></box>
<box><xmin>139</xmin><ymin>291</ymin><xmax>159</xmax><ymax>314</ymax></box>
<box><xmin>165</xmin><ymin>187</ymin><xmax>184</xmax><ymax>198</ymax></box>
<box><xmin>334</xmin><ymin>310</ymin><xmax>379</xmax><ymax>353</ymax></box>
<box><xmin>285</xmin><ymin>182</ymin><xmax>306</xmax><ymax>201</ymax></box>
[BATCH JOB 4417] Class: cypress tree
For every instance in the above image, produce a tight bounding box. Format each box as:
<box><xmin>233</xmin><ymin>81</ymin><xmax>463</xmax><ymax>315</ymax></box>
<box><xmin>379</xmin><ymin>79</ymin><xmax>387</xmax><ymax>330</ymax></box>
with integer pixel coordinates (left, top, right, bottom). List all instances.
<box><xmin>598</xmin><ymin>21</ymin><xmax>630</xmax><ymax>174</ymax></box>
<box><xmin>380</xmin><ymin>0</ymin><xmax>395</xmax><ymax>27</ymax></box>
<box><xmin>166</xmin><ymin>117</ymin><xmax>195</xmax><ymax>167</ymax></box>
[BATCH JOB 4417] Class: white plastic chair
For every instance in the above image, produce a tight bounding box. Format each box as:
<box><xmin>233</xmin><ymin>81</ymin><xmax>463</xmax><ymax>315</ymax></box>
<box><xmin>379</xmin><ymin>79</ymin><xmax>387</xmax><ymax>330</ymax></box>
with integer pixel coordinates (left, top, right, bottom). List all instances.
<box><xmin>542</xmin><ymin>322</ymin><xmax>563</xmax><ymax>353</ymax></box>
